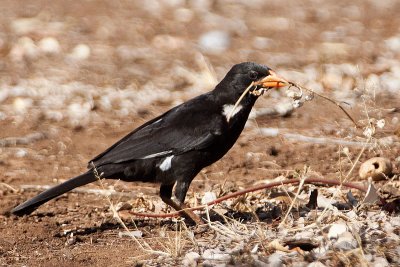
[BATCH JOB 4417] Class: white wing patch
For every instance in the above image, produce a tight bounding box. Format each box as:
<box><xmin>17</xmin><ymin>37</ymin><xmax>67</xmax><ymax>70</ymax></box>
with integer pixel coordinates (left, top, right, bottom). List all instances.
<box><xmin>159</xmin><ymin>155</ymin><xmax>174</xmax><ymax>171</ymax></box>
<box><xmin>154</xmin><ymin>118</ymin><xmax>163</xmax><ymax>124</ymax></box>
<box><xmin>142</xmin><ymin>150</ymin><xmax>172</xmax><ymax>159</ymax></box>
<box><xmin>222</xmin><ymin>104</ymin><xmax>243</xmax><ymax>121</ymax></box>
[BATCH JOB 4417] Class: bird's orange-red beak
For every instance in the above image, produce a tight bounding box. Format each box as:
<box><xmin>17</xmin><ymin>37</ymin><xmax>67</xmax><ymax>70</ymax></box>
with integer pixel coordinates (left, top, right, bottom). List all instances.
<box><xmin>257</xmin><ymin>70</ymin><xmax>288</xmax><ymax>88</ymax></box>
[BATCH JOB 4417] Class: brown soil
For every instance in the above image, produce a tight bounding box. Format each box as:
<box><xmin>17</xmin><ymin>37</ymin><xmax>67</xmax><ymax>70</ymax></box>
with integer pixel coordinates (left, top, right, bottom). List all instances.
<box><xmin>1</xmin><ymin>0</ymin><xmax>400</xmax><ymax>266</ymax></box>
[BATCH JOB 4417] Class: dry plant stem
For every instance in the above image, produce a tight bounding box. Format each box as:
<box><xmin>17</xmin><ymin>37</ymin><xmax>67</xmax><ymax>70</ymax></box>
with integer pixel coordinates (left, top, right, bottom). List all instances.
<box><xmin>0</xmin><ymin>182</ymin><xmax>17</xmax><ymax>192</ymax></box>
<box><xmin>313</xmin><ymin>96</ymin><xmax>373</xmax><ymax>224</ymax></box>
<box><xmin>344</xmin><ymin>137</ymin><xmax>371</xmax><ymax>180</ymax></box>
<box><xmin>204</xmin><ymin>205</ymin><xmax>239</xmax><ymax>239</ymax></box>
<box><xmin>315</xmin><ymin>137</ymin><xmax>371</xmax><ymax>224</ymax></box>
<box><xmin>126</xmin><ymin>177</ymin><xmax>369</xmax><ymax>219</ymax></box>
<box><xmin>91</xmin><ymin>164</ymin><xmax>169</xmax><ymax>256</ymax></box>
<box><xmin>289</xmin><ymin>82</ymin><xmax>359</xmax><ymax>128</ymax></box>
<box><xmin>180</xmin><ymin>222</ymin><xmax>199</xmax><ymax>250</ymax></box>
<box><xmin>278</xmin><ymin>173</ymin><xmax>306</xmax><ymax>227</ymax></box>
<box><xmin>227</xmin><ymin>81</ymin><xmax>255</xmax><ymax>122</ymax></box>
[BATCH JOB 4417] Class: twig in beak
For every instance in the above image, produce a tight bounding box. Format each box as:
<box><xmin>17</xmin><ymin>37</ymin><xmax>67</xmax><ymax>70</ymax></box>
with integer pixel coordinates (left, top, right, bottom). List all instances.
<box><xmin>289</xmin><ymin>82</ymin><xmax>360</xmax><ymax>128</ymax></box>
<box><xmin>227</xmin><ymin>81</ymin><xmax>255</xmax><ymax>123</ymax></box>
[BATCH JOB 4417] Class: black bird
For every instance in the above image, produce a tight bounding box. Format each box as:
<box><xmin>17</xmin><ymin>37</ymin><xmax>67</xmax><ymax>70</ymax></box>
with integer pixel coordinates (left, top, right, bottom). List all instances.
<box><xmin>11</xmin><ymin>62</ymin><xmax>288</xmax><ymax>223</ymax></box>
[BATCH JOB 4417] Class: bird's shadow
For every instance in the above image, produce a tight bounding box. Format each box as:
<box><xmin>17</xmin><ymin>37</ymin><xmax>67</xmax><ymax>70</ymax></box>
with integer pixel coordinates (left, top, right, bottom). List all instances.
<box><xmin>53</xmin><ymin>206</ymin><xmax>284</xmax><ymax>238</ymax></box>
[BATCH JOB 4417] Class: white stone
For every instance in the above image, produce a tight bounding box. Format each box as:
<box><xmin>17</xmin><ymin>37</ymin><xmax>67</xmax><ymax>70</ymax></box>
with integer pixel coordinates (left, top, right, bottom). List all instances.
<box><xmin>385</xmin><ymin>36</ymin><xmax>400</xmax><ymax>52</ymax></box>
<box><xmin>267</xmin><ymin>252</ymin><xmax>284</xmax><ymax>267</ymax></box>
<box><xmin>333</xmin><ymin>232</ymin><xmax>358</xmax><ymax>250</ymax></box>
<box><xmin>13</xmin><ymin>97</ymin><xmax>32</xmax><ymax>114</ymax></box>
<box><xmin>70</xmin><ymin>44</ymin><xmax>91</xmax><ymax>60</ymax></box>
<box><xmin>199</xmin><ymin>31</ymin><xmax>230</xmax><ymax>54</ymax></box>
<box><xmin>376</xmin><ymin>119</ymin><xmax>385</xmax><ymax>129</ymax></box>
<box><xmin>182</xmin><ymin>251</ymin><xmax>200</xmax><ymax>267</ymax></box>
<box><xmin>118</xmin><ymin>230</ymin><xmax>142</xmax><ymax>238</ymax></box>
<box><xmin>15</xmin><ymin>149</ymin><xmax>28</xmax><ymax>158</ymax></box>
<box><xmin>372</xmin><ymin>257</ymin><xmax>389</xmax><ymax>267</ymax></box>
<box><xmin>67</xmin><ymin>102</ymin><xmax>91</xmax><ymax>127</ymax></box>
<box><xmin>201</xmin><ymin>191</ymin><xmax>217</xmax><ymax>205</ymax></box>
<box><xmin>38</xmin><ymin>37</ymin><xmax>61</xmax><ymax>54</ymax></box>
<box><xmin>328</xmin><ymin>223</ymin><xmax>348</xmax><ymax>239</ymax></box>
<box><xmin>260</xmin><ymin>128</ymin><xmax>280</xmax><ymax>137</ymax></box>
<box><xmin>202</xmin><ymin>249</ymin><xmax>231</xmax><ymax>261</ymax></box>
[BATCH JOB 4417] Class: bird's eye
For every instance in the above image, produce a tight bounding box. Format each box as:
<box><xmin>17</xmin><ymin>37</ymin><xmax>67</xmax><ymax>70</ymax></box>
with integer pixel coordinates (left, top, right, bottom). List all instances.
<box><xmin>248</xmin><ymin>71</ymin><xmax>258</xmax><ymax>80</ymax></box>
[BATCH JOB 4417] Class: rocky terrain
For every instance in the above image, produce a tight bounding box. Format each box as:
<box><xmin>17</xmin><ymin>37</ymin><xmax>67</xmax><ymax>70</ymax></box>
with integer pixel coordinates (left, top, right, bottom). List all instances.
<box><xmin>1</xmin><ymin>0</ymin><xmax>400</xmax><ymax>266</ymax></box>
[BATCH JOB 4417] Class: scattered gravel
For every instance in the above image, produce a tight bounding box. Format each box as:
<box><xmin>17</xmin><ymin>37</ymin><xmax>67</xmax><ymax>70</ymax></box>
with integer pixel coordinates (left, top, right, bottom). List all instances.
<box><xmin>1</xmin><ymin>0</ymin><xmax>400</xmax><ymax>266</ymax></box>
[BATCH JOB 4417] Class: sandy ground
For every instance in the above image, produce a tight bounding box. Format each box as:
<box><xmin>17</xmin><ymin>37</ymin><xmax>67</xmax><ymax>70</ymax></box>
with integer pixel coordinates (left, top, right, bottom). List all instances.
<box><xmin>1</xmin><ymin>0</ymin><xmax>400</xmax><ymax>266</ymax></box>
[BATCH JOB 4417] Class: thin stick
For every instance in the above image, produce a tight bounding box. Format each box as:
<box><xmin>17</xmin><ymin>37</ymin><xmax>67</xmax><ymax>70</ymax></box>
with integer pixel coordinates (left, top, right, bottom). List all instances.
<box><xmin>314</xmin><ymin>137</ymin><xmax>371</xmax><ymax>224</ymax></box>
<box><xmin>227</xmin><ymin>82</ymin><xmax>255</xmax><ymax>122</ymax></box>
<box><xmin>126</xmin><ymin>177</ymin><xmax>369</xmax><ymax>219</ymax></box>
<box><xmin>289</xmin><ymin>82</ymin><xmax>360</xmax><ymax>128</ymax></box>
<box><xmin>278</xmin><ymin>171</ymin><xmax>307</xmax><ymax>227</ymax></box>
<box><xmin>0</xmin><ymin>182</ymin><xmax>18</xmax><ymax>192</ymax></box>
<box><xmin>91</xmin><ymin>164</ymin><xmax>169</xmax><ymax>256</ymax></box>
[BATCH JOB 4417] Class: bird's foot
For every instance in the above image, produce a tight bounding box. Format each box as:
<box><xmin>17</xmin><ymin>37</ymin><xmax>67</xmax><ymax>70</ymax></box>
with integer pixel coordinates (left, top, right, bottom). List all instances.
<box><xmin>162</xmin><ymin>198</ymin><xmax>203</xmax><ymax>225</ymax></box>
<box><xmin>176</xmin><ymin>203</ymin><xmax>203</xmax><ymax>225</ymax></box>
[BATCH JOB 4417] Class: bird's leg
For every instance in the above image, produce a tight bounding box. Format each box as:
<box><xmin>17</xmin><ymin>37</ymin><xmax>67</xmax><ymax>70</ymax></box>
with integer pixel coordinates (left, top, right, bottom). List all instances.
<box><xmin>159</xmin><ymin>183</ymin><xmax>202</xmax><ymax>224</ymax></box>
<box><xmin>174</xmin><ymin>181</ymin><xmax>203</xmax><ymax>224</ymax></box>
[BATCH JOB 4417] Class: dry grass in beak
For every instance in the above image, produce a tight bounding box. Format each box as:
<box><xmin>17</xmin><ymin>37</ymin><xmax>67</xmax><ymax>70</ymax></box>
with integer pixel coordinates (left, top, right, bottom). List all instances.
<box><xmin>227</xmin><ymin>78</ymin><xmax>358</xmax><ymax>129</ymax></box>
<box><xmin>226</xmin><ymin>81</ymin><xmax>255</xmax><ymax>122</ymax></box>
<box><xmin>288</xmin><ymin>81</ymin><xmax>359</xmax><ymax>128</ymax></box>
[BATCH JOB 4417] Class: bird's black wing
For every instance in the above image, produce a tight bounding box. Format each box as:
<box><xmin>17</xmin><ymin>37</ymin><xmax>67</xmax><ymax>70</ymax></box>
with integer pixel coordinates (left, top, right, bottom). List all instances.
<box><xmin>90</xmin><ymin>94</ymin><xmax>223</xmax><ymax>167</ymax></box>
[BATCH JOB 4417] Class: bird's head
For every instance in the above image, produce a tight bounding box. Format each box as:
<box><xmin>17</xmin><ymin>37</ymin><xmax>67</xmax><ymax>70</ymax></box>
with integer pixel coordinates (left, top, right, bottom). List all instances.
<box><xmin>216</xmin><ymin>62</ymin><xmax>288</xmax><ymax>103</ymax></box>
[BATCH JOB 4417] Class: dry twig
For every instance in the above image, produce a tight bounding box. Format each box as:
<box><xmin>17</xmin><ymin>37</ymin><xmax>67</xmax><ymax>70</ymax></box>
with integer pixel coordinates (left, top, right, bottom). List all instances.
<box><xmin>125</xmin><ymin>177</ymin><xmax>370</xmax><ymax>219</ymax></box>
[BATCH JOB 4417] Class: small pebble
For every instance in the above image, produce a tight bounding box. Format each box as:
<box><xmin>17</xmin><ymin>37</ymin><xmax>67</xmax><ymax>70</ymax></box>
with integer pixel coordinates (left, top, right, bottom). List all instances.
<box><xmin>15</xmin><ymin>149</ymin><xmax>28</xmax><ymax>158</ymax></box>
<box><xmin>201</xmin><ymin>191</ymin><xmax>217</xmax><ymax>205</ymax></box>
<box><xmin>202</xmin><ymin>249</ymin><xmax>231</xmax><ymax>261</ymax></box>
<box><xmin>385</xmin><ymin>35</ymin><xmax>400</xmax><ymax>52</ymax></box>
<box><xmin>182</xmin><ymin>251</ymin><xmax>200</xmax><ymax>267</ymax></box>
<box><xmin>38</xmin><ymin>37</ymin><xmax>61</xmax><ymax>55</ymax></box>
<box><xmin>333</xmin><ymin>232</ymin><xmax>358</xmax><ymax>250</ymax></box>
<box><xmin>198</xmin><ymin>31</ymin><xmax>230</xmax><ymax>54</ymax></box>
<box><xmin>118</xmin><ymin>230</ymin><xmax>142</xmax><ymax>238</ymax></box>
<box><xmin>69</xmin><ymin>44</ymin><xmax>91</xmax><ymax>60</ymax></box>
<box><xmin>372</xmin><ymin>257</ymin><xmax>389</xmax><ymax>267</ymax></box>
<box><xmin>13</xmin><ymin>98</ymin><xmax>32</xmax><ymax>114</ymax></box>
<box><xmin>328</xmin><ymin>223</ymin><xmax>348</xmax><ymax>239</ymax></box>
<box><xmin>267</xmin><ymin>252</ymin><xmax>284</xmax><ymax>267</ymax></box>
<box><xmin>376</xmin><ymin>119</ymin><xmax>385</xmax><ymax>129</ymax></box>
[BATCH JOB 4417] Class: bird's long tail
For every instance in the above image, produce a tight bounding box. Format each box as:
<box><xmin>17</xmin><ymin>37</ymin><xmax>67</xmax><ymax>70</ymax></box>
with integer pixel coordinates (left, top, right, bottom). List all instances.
<box><xmin>11</xmin><ymin>171</ymin><xmax>97</xmax><ymax>216</ymax></box>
